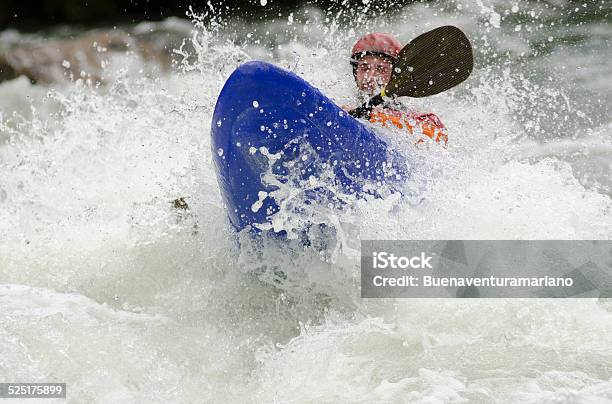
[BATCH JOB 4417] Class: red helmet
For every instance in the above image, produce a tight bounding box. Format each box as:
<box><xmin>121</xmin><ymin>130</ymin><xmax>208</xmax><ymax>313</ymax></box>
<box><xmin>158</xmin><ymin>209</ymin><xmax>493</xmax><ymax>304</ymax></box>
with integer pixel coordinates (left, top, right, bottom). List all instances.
<box><xmin>350</xmin><ymin>32</ymin><xmax>402</xmax><ymax>65</ymax></box>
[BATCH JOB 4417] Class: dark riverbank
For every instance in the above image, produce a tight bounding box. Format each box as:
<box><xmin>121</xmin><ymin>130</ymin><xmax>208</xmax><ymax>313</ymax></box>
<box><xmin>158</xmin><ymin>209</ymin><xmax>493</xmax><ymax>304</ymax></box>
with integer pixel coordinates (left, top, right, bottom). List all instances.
<box><xmin>1</xmin><ymin>0</ymin><xmax>422</xmax><ymax>32</ymax></box>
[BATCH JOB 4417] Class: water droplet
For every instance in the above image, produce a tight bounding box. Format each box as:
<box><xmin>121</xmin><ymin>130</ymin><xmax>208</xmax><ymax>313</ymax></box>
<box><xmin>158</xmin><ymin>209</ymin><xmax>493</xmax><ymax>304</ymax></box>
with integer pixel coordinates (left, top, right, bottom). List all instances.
<box><xmin>252</xmin><ymin>100</ymin><xmax>259</xmax><ymax>108</ymax></box>
<box><xmin>217</xmin><ymin>148</ymin><xmax>224</xmax><ymax>156</ymax></box>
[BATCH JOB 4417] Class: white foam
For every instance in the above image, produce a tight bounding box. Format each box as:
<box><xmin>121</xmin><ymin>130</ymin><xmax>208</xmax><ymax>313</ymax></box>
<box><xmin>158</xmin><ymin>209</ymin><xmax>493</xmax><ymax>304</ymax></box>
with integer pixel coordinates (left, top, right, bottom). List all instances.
<box><xmin>0</xmin><ymin>4</ymin><xmax>610</xmax><ymax>401</ymax></box>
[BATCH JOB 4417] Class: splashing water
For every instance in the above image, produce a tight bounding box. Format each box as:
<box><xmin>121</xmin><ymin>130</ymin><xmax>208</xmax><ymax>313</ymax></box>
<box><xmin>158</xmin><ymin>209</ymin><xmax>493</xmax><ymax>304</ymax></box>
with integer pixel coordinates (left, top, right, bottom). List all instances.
<box><xmin>0</xmin><ymin>0</ymin><xmax>611</xmax><ymax>402</ymax></box>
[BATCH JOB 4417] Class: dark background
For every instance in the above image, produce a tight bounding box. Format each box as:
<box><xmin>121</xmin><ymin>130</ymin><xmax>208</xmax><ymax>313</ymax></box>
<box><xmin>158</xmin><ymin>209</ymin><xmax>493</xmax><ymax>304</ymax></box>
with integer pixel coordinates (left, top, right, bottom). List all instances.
<box><xmin>0</xmin><ymin>0</ymin><xmax>417</xmax><ymax>31</ymax></box>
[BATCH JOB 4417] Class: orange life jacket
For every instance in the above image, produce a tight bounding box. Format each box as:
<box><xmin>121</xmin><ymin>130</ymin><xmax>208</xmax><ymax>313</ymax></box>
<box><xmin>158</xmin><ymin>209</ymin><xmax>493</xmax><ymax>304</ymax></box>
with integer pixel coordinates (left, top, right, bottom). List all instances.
<box><xmin>368</xmin><ymin>108</ymin><xmax>448</xmax><ymax>147</ymax></box>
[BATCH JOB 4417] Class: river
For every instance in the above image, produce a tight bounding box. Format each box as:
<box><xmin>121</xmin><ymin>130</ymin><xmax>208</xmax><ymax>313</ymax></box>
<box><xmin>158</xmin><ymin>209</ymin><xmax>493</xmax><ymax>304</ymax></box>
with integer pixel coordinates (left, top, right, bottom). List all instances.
<box><xmin>0</xmin><ymin>0</ymin><xmax>611</xmax><ymax>402</ymax></box>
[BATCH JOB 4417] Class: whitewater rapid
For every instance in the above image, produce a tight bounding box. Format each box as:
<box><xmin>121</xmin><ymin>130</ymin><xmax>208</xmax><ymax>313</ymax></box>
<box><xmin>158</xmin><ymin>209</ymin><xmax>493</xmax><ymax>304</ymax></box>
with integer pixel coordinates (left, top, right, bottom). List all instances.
<box><xmin>1</xmin><ymin>0</ymin><xmax>611</xmax><ymax>402</ymax></box>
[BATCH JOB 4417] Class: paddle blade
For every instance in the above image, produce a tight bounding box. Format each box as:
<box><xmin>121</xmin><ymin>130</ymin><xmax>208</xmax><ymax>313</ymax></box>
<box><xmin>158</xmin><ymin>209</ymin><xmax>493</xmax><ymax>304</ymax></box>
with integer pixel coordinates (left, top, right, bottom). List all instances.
<box><xmin>386</xmin><ymin>25</ymin><xmax>473</xmax><ymax>98</ymax></box>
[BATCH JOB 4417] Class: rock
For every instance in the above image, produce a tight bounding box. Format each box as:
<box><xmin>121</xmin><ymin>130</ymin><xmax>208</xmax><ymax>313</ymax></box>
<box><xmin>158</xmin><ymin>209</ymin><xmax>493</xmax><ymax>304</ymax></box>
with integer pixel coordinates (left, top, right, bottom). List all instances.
<box><xmin>0</xmin><ymin>26</ymin><xmax>191</xmax><ymax>85</ymax></box>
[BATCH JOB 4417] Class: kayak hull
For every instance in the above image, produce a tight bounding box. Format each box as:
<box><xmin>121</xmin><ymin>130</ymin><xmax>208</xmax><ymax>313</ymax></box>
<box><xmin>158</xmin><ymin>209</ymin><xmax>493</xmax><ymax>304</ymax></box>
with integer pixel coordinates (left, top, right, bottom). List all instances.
<box><xmin>211</xmin><ymin>61</ymin><xmax>405</xmax><ymax>231</ymax></box>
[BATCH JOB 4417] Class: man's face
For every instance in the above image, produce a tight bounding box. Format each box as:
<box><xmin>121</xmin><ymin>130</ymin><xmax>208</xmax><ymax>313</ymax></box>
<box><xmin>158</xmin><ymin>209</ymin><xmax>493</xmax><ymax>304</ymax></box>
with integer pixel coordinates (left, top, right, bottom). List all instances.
<box><xmin>355</xmin><ymin>54</ymin><xmax>393</xmax><ymax>96</ymax></box>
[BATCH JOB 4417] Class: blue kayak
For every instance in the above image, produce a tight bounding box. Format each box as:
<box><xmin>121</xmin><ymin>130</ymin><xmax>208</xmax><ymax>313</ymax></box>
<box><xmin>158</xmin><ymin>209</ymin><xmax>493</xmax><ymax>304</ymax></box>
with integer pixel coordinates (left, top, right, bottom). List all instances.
<box><xmin>211</xmin><ymin>61</ymin><xmax>406</xmax><ymax>231</ymax></box>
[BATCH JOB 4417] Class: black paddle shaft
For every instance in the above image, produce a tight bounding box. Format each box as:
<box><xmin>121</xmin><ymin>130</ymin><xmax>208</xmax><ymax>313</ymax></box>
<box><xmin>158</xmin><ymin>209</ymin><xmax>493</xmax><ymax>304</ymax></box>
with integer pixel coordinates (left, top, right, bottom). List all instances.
<box><xmin>349</xmin><ymin>26</ymin><xmax>473</xmax><ymax>119</ymax></box>
<box><xmin>347</xmin><ymin>94</ymin><xmax>384</xmax><ymax>119</ymax></box>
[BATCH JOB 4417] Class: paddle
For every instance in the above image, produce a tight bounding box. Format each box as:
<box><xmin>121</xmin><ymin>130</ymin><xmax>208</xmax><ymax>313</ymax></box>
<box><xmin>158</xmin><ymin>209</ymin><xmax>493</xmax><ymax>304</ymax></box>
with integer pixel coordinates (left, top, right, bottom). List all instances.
<box><xmin>349</xmin><ymin>25</ymin><xmax>473</xmax><ymax>119</ymax></box>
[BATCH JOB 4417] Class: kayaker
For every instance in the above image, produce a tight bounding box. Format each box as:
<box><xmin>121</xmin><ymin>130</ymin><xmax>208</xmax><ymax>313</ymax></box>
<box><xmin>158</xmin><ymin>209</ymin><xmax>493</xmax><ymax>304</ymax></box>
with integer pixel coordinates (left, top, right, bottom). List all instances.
<box><xmin>348</xmin><ymin>32</ymin><xmax>448</xmax><ymax>146</ymax></box>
